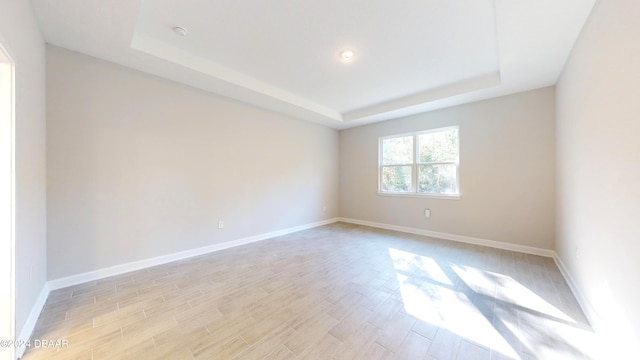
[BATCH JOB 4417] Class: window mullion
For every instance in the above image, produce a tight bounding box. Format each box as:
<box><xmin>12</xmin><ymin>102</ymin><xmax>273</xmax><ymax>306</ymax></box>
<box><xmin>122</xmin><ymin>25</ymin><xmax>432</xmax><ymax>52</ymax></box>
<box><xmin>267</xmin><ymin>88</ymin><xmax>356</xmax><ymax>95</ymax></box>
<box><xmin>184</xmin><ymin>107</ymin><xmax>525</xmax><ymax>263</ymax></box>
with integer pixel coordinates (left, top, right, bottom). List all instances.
<box><xmin>416</xmin><ymin>161</ymin><xmax>457</xmax><ymax>166</ymax></box>
<box><xmin>411</xmin><ymin>134</ymin><xmax>419</xmax><ymax>194</ymax></box>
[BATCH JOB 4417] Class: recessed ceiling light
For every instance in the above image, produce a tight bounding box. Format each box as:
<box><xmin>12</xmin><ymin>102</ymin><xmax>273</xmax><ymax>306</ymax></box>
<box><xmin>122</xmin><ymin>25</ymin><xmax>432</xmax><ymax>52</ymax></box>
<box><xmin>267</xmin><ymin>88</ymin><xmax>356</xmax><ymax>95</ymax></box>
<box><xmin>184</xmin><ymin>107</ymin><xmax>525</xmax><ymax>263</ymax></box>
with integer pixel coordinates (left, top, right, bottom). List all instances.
<box><xmin>172</xmin><ymin>26</ymin><xmax>189</xmax><ymax>37</ymax></box>
<box><xmin>340</xmin><ymin>50</ymin><xmax>355</xmax><ymax>62</ymax></box>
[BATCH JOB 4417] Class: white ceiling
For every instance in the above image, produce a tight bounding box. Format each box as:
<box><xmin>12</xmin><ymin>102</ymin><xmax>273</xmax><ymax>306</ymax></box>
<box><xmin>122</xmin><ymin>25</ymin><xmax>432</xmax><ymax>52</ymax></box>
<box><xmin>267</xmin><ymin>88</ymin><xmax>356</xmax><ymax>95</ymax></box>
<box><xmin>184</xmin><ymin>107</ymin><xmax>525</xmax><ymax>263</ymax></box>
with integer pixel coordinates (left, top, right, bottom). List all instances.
<box><xmin>31</xmin><ymin>0</ymin><xmax>595</xmax><ymax>129</ymax></box>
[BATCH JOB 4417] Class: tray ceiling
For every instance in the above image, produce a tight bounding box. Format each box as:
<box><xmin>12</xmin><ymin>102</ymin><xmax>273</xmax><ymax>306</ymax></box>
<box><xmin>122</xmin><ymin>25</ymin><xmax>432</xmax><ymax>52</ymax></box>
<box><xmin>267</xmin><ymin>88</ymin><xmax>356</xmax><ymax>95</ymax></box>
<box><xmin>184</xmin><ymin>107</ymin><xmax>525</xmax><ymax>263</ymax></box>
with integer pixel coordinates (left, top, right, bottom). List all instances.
<box><xmin>32</xmin><ymin>0</ymin><xmax>595</xmax><ymax>128</ymax></box>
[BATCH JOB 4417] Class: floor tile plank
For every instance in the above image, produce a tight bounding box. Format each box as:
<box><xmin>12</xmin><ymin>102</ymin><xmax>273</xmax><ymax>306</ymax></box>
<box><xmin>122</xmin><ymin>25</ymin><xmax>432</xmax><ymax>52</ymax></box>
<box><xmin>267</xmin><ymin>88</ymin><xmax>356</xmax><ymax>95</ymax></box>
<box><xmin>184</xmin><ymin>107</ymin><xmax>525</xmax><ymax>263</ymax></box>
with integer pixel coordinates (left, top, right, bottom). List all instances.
<box><xmin>21</xmin><ymin>223</ymin><xmax>595</xmax><ymax>360</ymax></box>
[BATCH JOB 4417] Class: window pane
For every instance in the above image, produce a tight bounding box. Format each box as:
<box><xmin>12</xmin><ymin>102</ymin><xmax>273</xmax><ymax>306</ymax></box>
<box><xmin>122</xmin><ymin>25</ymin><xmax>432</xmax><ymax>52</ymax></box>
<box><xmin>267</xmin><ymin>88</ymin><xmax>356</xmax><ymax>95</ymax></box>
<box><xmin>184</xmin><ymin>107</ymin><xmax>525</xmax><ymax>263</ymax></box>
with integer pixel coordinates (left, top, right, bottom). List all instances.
<box><xmin>382</xmin><ymin>166</ymin><xmax>412</xmax><ymax>192</ymax></box>
<box><xmin>382</xmin><ymin>136</ymin><xmax>413</xmax><ymax>165</ymax></box>
<box><xmin>418</xmin><ymin>164</ymin><xmax>458</xmax><ymax>194</ymax></box>
<box><xmin>418</xmin><ymin>129</ymin><xmax>458</xmax><ymax>163</ymax></box>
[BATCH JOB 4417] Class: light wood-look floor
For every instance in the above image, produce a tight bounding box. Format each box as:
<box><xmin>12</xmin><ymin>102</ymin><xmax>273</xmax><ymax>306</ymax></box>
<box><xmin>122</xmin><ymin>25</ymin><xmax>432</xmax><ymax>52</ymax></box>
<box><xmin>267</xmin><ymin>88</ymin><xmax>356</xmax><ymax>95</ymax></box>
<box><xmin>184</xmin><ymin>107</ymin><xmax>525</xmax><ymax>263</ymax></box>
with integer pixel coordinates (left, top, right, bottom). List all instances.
<box><xmin>22</xmin><ymin>223</ymin><xmax>595</xmax><ymax>359</ymax></box>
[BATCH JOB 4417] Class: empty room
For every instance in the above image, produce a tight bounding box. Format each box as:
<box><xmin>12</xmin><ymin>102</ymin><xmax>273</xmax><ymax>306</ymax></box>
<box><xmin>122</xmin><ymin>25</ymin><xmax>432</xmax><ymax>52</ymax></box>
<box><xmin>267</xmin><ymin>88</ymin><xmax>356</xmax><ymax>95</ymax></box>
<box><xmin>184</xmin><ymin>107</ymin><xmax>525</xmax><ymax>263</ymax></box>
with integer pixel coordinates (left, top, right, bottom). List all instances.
<box><xmin>1</xmin><ymin>0</ymin><xmax>638</xmax><ymax>359</ymax></box>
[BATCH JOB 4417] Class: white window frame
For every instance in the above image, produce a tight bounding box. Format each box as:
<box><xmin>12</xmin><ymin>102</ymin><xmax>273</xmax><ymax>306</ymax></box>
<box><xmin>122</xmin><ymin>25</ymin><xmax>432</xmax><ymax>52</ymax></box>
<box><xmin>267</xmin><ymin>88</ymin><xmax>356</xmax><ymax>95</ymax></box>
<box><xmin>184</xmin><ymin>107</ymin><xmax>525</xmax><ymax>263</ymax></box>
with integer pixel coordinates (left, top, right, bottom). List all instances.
<box><xmin>378</xmin><ymin>126</ymin><xmax>460</xmax><ymax>199</ymax></box>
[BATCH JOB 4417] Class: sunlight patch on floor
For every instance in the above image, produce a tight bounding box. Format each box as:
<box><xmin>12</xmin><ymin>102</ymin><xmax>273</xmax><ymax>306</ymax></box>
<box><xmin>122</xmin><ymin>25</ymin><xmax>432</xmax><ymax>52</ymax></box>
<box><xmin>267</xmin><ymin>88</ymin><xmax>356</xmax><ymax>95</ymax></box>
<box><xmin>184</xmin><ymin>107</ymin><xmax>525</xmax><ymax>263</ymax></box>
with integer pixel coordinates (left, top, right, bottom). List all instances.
<box><xmin>388</xmin><ymin>247</ymin><xmax>597</xmax><ymax>359</ymax></box>
<box><xmin>389</xmin><ymin>248</ymin><xmax>518</xmax><ymax>358</ymax></box>
<box><xmin>453</xmin><ymin>265</ymin><xmax>573</xmax><ymax>322</ymax></box>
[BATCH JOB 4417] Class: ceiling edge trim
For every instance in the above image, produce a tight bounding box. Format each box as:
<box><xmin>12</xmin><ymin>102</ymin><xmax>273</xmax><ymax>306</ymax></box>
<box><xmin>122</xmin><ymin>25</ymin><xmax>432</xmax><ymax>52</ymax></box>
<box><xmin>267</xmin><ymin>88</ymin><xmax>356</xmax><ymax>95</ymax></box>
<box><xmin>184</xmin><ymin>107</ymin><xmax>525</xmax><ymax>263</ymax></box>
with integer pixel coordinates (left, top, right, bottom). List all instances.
<box><xmin>130</xmin><ymin>32</ymin><xmax>343</xmax><ymax>122</ymax></box>
<box><xmin>342</xmin><ymin>71</ymin><xmax>502</xmax><ymax>122</ymax></box>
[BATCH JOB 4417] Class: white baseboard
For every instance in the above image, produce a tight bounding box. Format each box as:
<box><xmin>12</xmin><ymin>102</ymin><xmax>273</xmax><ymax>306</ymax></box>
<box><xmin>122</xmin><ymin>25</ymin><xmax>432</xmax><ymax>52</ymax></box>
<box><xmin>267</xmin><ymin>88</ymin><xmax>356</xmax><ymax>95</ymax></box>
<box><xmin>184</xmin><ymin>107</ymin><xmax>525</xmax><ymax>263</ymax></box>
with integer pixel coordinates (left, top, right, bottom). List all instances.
<box><xmin>552</xmin><ymin>253</ymin><xmax>600</xmax><ymax>329</ymax></box>
<box><xmin>48</xmin><ymin>217</ymin><xmax>340</xmax><ymax>290</ymax></box>
<box><xmin>16</xmin><ymin>283</ymin><xmax>50</xmax><ymax>359</ymax></box>
<box><xmin>23</xmin><ymin>217</ymin><xmax>606</xmax><ymax>359</ymax></box>
<box><xmin>551</xmin><ymin>253</ymin><xmax>640</xmax><ymax>357</ymax></box>
<box><xmin>338</xmin><ymin>217</ymin><xmax>555</xmax><ymax>257</ymax></box>
<box><xmin>16</xmin><ymin>217</ymin><xmax>339</xmax><ymax>359</ymax></box>
<box><xmin>338</xmin><ymin>217</ymin><xmax>605</xmax><ymax>339</ymax></box>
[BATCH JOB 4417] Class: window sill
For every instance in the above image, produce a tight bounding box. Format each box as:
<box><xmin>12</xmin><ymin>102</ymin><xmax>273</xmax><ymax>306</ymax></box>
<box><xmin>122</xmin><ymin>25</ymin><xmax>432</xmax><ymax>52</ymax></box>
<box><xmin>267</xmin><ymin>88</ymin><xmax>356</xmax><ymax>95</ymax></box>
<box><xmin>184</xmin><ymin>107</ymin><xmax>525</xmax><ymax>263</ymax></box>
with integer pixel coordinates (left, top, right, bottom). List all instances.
<box><xmin>377</xmin><ymin>192</ymin><xmax>460</xmax><ymax>200</ymax></box>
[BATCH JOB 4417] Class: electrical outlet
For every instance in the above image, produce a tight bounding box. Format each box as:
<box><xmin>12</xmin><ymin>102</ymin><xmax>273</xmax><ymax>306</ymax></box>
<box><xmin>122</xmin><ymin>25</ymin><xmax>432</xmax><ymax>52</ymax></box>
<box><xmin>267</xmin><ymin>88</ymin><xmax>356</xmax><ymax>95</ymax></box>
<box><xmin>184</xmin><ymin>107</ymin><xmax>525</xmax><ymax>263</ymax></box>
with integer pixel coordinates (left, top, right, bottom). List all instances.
<box><xmin>424</xmin><ymin>209</ymin><xmax>431</xmax><ymax>218</ymax></box>
<box><xmin>323</xmin><ymin>205</ymin><xmax>327</xmax><ymax>212</ymax></box>
<box><xmin>218</xmin><ymin>221</ymin><xmax>224</xmax><ymax>229</ymax></box>
<box><xmin>575</xmin><ymin>247</ymin><xmax>580</xmax><ymax>260</ymax></box>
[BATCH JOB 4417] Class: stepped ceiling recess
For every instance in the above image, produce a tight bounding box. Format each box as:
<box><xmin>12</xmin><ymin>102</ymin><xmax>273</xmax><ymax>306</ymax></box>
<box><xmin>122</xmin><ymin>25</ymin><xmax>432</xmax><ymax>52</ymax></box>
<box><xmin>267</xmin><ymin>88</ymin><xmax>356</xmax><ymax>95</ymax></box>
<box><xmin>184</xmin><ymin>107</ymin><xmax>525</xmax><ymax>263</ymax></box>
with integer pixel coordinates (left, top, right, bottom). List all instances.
<box><xmin>33</xmin><ymin>0</ymin><xmax>595</xmax><ymax>128</ymax></box>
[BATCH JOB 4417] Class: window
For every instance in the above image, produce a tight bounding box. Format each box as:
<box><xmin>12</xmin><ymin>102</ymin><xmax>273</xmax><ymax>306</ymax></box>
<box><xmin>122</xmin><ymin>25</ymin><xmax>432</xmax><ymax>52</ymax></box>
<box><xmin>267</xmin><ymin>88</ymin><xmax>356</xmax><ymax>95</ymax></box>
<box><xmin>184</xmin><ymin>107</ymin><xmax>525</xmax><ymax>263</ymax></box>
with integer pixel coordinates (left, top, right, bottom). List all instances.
<box><xmin>379</xmin><ymin>126</ymin><xmax>459</xmax><ymax>197</ymax></box>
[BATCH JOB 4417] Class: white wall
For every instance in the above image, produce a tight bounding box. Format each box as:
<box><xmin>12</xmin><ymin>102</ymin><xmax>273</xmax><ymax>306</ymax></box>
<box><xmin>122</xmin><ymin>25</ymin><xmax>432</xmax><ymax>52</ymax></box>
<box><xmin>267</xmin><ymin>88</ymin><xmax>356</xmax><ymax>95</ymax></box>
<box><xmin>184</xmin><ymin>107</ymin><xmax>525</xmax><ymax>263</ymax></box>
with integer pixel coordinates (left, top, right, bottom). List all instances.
<box><xmin>0</xmin><ymin>0</ymin><xmax>47</xmax><ymax>343</ymax></box>
<box><xmin>46</xmin><ymin>46</ymin><xmax>339</xmax><ymax>280</ymax></box>
<box><xmin>556</xmin><ymin>0</ymin><xmax>640</xmax><ymax>354</ymax></box>
<box><xmin>340</xmin><ymin>87</ymin><xmax>556</xmax><ymax>249</ymax></box>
